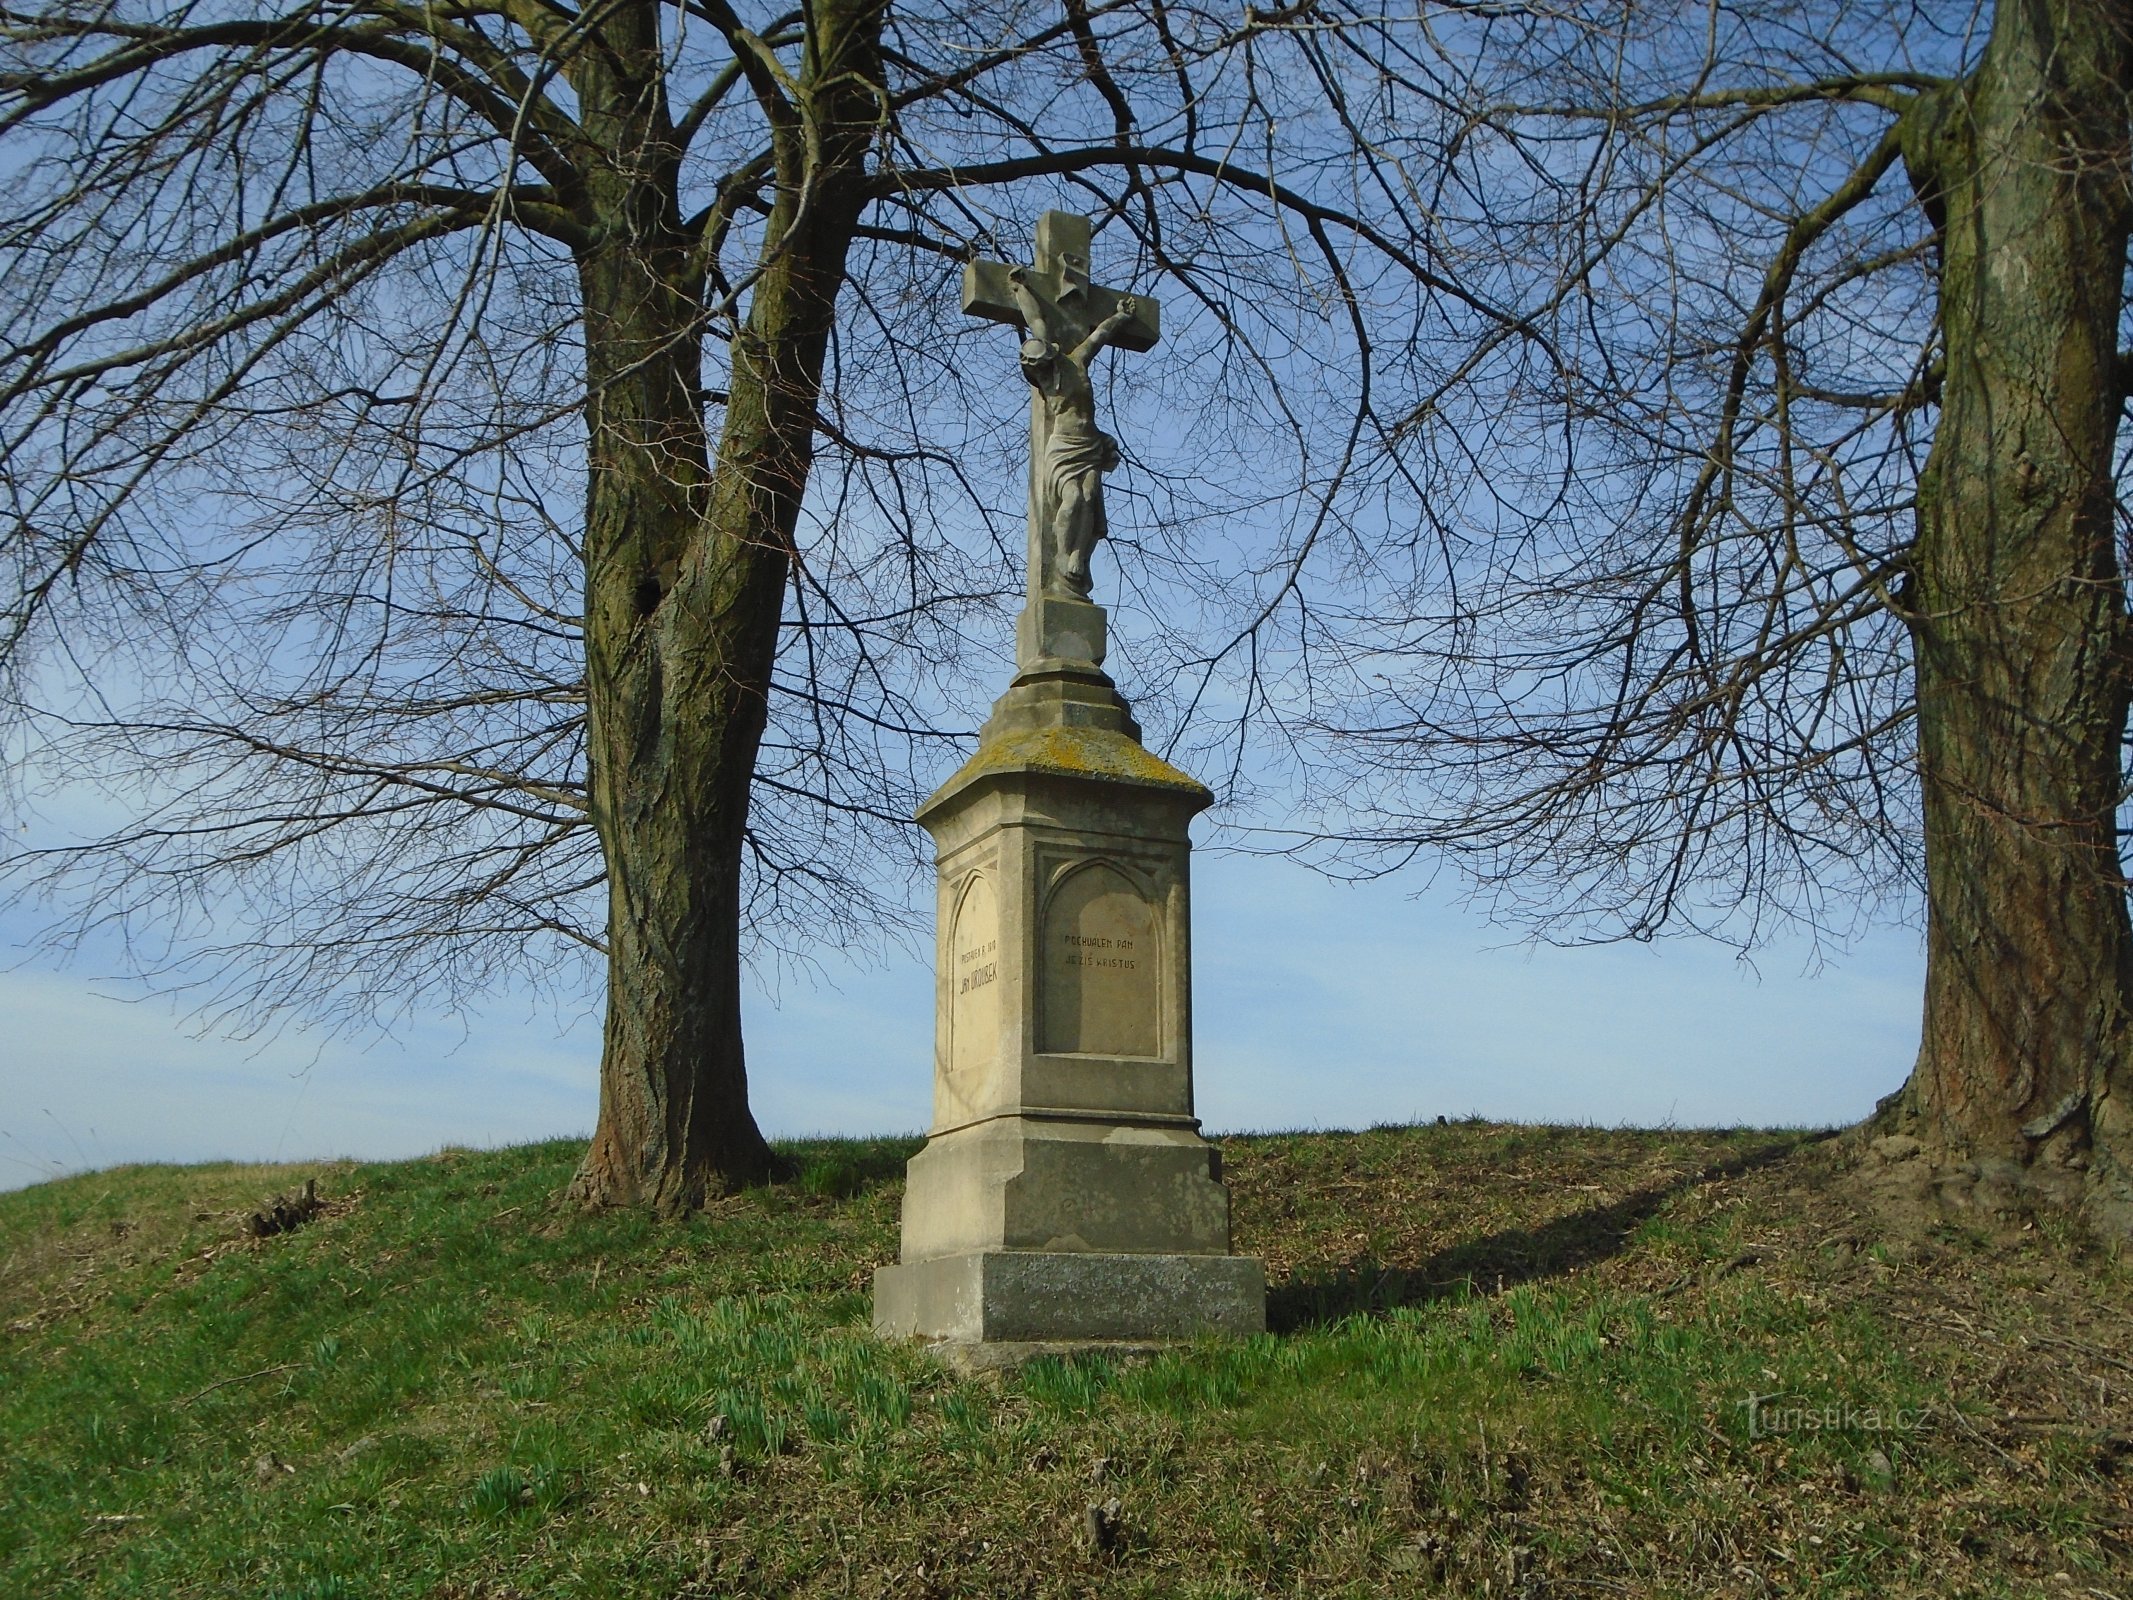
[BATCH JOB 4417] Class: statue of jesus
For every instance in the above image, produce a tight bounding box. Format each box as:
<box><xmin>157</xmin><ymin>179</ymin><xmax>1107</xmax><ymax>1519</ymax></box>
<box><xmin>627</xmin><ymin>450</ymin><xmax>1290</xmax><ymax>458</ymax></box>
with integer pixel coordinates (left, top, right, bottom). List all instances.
<box><xmin>1008</xmin><ymin>265</ymin><xmax>1140</xmax><ymax>599</ymax></box>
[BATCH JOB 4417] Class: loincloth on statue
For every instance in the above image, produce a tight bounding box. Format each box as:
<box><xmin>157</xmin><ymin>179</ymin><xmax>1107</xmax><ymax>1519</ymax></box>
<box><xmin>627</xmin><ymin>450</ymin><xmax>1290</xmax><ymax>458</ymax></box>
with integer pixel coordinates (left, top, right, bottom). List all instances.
<box><xmin>1042</xmin><ymin>424</ymin><xmax>1119</xmax><ymax>497</ymax></box>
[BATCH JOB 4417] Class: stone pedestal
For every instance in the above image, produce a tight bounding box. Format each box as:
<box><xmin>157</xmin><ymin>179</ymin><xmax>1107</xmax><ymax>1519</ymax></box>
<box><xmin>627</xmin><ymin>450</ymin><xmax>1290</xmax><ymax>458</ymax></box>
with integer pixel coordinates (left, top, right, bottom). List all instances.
<box><xmin>874</xmin><ymin>606</ymin><xmax>1264</xmax><ymax>1357</ymax></box>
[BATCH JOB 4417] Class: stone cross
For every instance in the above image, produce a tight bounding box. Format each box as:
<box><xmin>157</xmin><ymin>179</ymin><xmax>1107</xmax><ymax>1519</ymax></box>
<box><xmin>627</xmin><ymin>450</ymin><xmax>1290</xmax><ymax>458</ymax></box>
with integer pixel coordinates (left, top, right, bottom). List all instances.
<box><xmin>877</xmin><ymin>217</ymin><xmax>1262</xmax><ymax>1364</ymax></box>
<box><xmin>963</xmin><ymin>212</ymin><xmax>1160</xmax><ymax>607</ymax></box>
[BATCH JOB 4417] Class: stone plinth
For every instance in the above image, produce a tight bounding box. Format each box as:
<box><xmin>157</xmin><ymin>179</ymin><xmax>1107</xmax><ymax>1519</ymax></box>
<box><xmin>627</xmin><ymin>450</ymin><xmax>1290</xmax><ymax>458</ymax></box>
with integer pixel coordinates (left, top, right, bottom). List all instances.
<box><xmin>874</xmin><ymin>630</ymin><xmax>1264</xmax><ymax>1356</ymax></box>
<box><xmin>1016</xmin><ymin>594</ymin><xmax>1106</xmax><ymax>674</ymax></box>
<box><xmin>876</xmin><ymin>1252</ymin><xmax>1265</xmax><ymax>1344</ymax></box>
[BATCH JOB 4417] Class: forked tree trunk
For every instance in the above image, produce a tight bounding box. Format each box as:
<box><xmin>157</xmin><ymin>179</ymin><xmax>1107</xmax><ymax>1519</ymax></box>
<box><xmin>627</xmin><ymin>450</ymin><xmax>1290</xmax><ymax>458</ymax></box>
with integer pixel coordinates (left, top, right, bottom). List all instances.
<box><xmin>1889</xmin><ymin>0</ymin><xmax>2133</xmax><ymax>1236</ymax></box>
<box><xmin>563</xmin><ymin>0</ymin><xmax>885</xmax><ymax>1211</ymax></box>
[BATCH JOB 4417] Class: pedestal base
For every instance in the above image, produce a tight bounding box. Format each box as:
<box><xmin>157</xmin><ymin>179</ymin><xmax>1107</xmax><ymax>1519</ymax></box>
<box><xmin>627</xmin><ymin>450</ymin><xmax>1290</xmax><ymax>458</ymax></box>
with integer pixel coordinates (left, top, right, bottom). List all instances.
<box><xmin>898</xmin><ymin>1115</ymin><xmax>1231</xmax><ymax>1262</ymax></box>
<box><xmin>874</xmin><ymin>1250</ymin><xmax>1266</xmax><ymax>1346</ymax></box>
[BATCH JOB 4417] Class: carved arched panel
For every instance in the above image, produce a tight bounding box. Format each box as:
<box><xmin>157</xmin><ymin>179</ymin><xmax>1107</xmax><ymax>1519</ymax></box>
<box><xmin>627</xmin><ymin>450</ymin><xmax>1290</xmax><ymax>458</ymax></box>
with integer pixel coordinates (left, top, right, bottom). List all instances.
<box><xmin>1039</xmin><ymin>860</ymin><xmax>1160</xmax><ymax>1057</ymax></box>
<box><xmin>946</xmin><ymin>873</ymin><xmax>1001</xmax><ymax>1097</ymax></box>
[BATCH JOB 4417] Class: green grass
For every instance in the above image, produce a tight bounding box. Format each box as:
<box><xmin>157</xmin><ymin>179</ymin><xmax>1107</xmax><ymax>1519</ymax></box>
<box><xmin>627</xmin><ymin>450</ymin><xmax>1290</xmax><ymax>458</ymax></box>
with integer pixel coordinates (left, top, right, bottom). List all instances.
<box><xmin>2</xmin><ymin>1125</ymin><xmax>2127</xmax><ymax>1597</ymax></box>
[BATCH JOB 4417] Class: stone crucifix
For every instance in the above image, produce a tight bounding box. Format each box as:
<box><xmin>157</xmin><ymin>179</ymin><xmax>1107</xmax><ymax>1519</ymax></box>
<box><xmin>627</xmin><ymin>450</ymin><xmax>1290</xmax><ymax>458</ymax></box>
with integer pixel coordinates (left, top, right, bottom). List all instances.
<box><xmin>963</xmin><ymin>212</ymin><xmax>1159</xmax><ymax>607</ymax></box>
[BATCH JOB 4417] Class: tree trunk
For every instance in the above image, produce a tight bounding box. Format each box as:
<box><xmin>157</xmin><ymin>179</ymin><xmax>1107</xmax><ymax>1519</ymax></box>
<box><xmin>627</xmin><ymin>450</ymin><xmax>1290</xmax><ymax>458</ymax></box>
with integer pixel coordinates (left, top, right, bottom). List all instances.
<box><xmin>563</xmin><ymin>0</ymin><xmax>885</xmax><ymax>1211</ymax></box>
<box><xmin>1890</xmin><ymin>0</ymin><xmax>2133</xmax><ymax>1236</ymax></box>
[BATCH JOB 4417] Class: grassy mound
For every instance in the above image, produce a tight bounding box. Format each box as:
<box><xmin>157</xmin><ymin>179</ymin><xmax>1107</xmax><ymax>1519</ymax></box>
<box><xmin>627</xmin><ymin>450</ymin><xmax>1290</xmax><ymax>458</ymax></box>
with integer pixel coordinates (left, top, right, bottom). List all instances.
<box><xmin>2</xmin><ymin>1124</ymin><xmax>2127</xmax><ymax>1597</ymax></box>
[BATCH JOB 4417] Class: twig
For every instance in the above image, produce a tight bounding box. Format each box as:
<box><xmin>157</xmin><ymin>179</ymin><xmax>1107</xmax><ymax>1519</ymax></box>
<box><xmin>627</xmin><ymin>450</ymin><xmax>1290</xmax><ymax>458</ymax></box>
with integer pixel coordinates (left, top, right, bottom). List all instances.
<box><xmin>1943</xmin><ymin>1388</ymin><xmax>2036</xmax><ymax>1477</ymax></box>
<box><xmin>176</xmin><ymin>1363</ymin><xmax>298</xmax><ymax>1406</ymax></box>
<box><xmin>2027</xmin><ymin>1334</ymin><xmax>2133</xmax><ymax>1378</ymax></box>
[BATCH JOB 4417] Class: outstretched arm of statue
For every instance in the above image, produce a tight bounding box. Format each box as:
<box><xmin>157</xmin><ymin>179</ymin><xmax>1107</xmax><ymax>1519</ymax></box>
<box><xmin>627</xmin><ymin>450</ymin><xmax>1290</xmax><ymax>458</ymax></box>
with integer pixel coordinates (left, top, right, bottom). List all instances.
<box><xmin>1007</xmin><ymin>267</ymin><xmax>1058</xmax><ymax>350</ymax></box>
<box><xmin>1070</xmin><ymin>295</ymin><xmax>1138</xmax><ymax>367</ymax></box>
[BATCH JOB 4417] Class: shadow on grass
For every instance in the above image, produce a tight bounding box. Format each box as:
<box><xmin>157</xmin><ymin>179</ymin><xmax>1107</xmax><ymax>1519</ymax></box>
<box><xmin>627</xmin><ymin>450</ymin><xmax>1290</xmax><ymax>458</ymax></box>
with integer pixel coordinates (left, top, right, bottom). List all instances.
<box><xmin>772</xmin><ymin>1135</ymin><xmax>925</xmax><ymax>1200</ymax></box>
<box><xmin>1267</xmin><ymin>1135</ymin><xmax>1820</xmax><ymax>1333</ymax></box>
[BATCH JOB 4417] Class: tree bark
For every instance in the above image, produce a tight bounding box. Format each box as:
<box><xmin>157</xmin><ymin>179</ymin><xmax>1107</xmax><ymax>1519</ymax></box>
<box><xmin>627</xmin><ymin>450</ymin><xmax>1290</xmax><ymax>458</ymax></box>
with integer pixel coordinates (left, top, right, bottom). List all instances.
<box><xmin>1891</xmin><ymin>0</ymin><xmax>2133</xmax><ymax>1235</ymax></box>
<box><xmin>563</xmin><ymin>0</ymin><xmax>885</xmax><ymax>1211</ymax></box>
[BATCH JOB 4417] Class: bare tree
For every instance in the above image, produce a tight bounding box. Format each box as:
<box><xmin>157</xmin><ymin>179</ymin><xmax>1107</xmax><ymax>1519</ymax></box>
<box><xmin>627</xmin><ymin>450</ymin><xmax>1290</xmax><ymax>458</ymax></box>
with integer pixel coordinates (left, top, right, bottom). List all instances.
<box><xmin>1185</xmin><ymin>0</ymin><xmax>2133</xmax><ymax>1235</ymax></box>
<box><xmin>0</xmin><ymin>0</ymin><xmax>1519</xmax><ymax>1208</ymax></box>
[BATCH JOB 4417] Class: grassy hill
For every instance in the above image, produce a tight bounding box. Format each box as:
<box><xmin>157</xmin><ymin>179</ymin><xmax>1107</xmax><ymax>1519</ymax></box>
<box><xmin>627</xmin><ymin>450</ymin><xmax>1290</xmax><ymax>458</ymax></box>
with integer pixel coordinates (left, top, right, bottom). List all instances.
<box><xmin>2</xmin><ymin>1123</ymin><xmax>2128</xmax><ymax>1598</ymax></box>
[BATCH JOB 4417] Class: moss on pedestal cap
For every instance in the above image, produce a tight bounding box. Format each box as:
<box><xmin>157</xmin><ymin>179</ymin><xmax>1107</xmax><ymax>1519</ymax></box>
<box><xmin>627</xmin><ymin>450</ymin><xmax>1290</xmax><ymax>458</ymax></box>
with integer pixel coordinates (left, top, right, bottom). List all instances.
<box><xmin>917</xmin><ymin>722</ymin><xmax>1211</xmax><ymax>824</ymax></box>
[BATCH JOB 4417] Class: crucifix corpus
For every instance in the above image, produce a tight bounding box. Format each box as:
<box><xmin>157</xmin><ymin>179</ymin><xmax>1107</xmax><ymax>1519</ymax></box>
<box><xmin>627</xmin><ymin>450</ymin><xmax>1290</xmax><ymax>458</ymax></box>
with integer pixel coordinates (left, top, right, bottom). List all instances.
<box><xmin>874</xmin><ymin>210</ymin><xmax>1263</xmax><ymax>1366</ymax></box>
<box><xmin>963</xmin><ymin>211</ymin><xmax>1159</xmax><ymax>624</ymax></box>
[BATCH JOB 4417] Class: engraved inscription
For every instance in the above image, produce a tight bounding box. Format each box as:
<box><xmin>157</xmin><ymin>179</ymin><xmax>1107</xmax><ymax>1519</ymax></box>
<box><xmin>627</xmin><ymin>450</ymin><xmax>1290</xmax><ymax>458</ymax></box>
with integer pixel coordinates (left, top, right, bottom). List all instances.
<box><xmin>1040</xmin><ymin>861</ymin><xmax>1159</xmax><ymax>1056</ymax></box>
<box><xmin>958</xmin><ymin>926</ymin><xmax>998</xmax><ymax>996</ymax></box>
<box><xmin>945</xmin><ymin>874</ymin><xmax>1000</xmax><ymax>1112</ymax></box>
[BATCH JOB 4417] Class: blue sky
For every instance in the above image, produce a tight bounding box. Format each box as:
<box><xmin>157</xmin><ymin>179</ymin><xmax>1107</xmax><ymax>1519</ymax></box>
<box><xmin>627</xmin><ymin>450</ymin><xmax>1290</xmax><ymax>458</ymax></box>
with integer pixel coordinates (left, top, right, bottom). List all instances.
<box><xmin>0</xmin><ymin>842</ymin><xmax>1924</xmax><ymax>1193</ymax></box>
